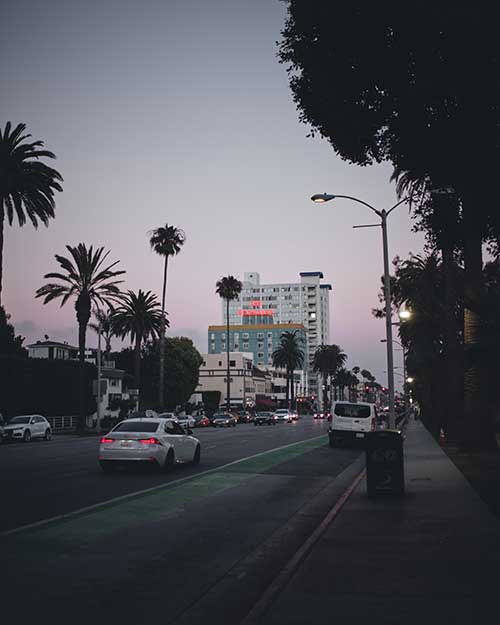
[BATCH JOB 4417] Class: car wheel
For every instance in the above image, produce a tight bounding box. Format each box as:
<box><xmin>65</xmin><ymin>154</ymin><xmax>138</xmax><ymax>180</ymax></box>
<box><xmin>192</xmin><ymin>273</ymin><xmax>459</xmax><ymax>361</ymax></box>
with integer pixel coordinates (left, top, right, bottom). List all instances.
<box><xmin>192</xmin><ymin>445</ymin><xmax>201</xmax><ymax>465</ymax></box>
<box><xmin>100</xmin><ymin>461</ymin><xmax>115</xmax><ymax>474</ymax></box>
<box><xmin>163</xmin><ymin>448</ymin><xmax>175</xmax><ymax>472</ymax></box>
<box><xmin>44</xmin><ymin>429</ymin><xmax>52</xmax><ymax>441</ymax></box>
<box><xmin>23</xmin><ymin>429</ymin><xmax>31</xmax><ymax>443</ymax></box>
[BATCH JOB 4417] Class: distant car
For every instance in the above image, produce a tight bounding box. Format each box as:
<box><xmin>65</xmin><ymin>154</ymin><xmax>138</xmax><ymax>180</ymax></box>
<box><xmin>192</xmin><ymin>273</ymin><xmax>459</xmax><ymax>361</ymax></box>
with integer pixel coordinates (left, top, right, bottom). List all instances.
<box><xmin>328</xmin><ymin>401</ymin><xmax>378</xmax><ymax>448</ymax></box>
<box><xmin>313</xmin><ymin>411</ymin><xmax>326</xmax><ymax>420</ymax></box>
<box><xmin>176</xmin><ymin>415</ymin><xmax>196</xmax><ymax>429</ymax></box>
<box><xmin>211</xmin><ymin>412</ymin><xmax>237</xmax><ymax>427</ymax></box>
<box><xmin>254</xmin><ymin>411</ymin><xmax>276</xmax><ymax>426</ymax></box>
<box><xmin>99</xmin><ymin>417</ymin><xmax>200</xmax><ymax>473</ymax></box>
<box><xmin>3</xmin><ymin>415</ymin><xmax>52</xmax><ymax>442</ymax></box>
<box><xmin>273</xmin><ymin>409</ymin><xmax>293</xmax><ymax>423</ymax></box>
<box><xmin>235</xmin><ymin>411</ymin><xmax>252</xmax><ymax>423</ymax></box>
<box><xmin>157</xmin><ymin>412</ymin><xmax>178</xmax><ymax>421</ymax></box>
<box><xmin>193</xmin><ymin>415</ymin><xmax>211</xmax><ymax>428</ymax></box>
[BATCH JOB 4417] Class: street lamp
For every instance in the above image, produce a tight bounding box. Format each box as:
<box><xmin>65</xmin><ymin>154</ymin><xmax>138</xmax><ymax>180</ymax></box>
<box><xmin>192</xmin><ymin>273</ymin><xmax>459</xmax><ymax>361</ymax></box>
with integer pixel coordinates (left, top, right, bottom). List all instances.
<box><xmin>312</xmin><ymin>192</ymin><xmax>408</xmax><ymax>428</ymax></box>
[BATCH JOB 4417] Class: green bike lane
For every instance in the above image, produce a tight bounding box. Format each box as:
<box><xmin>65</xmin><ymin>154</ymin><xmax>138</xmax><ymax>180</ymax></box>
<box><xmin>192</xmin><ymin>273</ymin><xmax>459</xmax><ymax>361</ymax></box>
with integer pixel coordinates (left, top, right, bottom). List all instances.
<box><xmin>2</xmin><ymin>434</ymin><xmax>362</xmax><ymax>625</ymax></box>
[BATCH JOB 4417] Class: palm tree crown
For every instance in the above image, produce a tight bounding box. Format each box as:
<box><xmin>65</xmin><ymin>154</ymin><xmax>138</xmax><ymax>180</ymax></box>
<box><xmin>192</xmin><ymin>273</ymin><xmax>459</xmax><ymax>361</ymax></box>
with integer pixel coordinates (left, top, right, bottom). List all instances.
<box><xmin>149</xmin><ymin>224</ymin><xmax>186</xmax><ymax>258</ymax></box>
<box><xmin>89</xmin><ymin>307</ymin><xmax>116</xmax><ymax>356</ymax></box>
<box><xmin>216</xmin><ymin>276</ymin><xmax>243</xmax><ymax>309</ymax></box>
<box><xmin>0</xmin><ymin>122</ymin><xmax>63</xmax><ymax>303</ymax></box>
<box><xmin>113</xmin><ymin>290</ymin><xmax>164</xmax><ymax>347</ymax></box>
<box><xmin>36</xmin><ymin>244</ymin><xmax>125</xmax><ymax>319</ymax></box>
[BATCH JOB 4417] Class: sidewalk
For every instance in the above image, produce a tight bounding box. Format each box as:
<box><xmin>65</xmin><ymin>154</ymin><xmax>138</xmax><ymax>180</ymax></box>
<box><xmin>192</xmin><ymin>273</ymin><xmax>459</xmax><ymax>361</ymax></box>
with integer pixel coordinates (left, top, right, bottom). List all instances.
<box><xmin>257</xmin><ymin>419</ymin><xmax>500</xmax><ymax>624</ymax></box>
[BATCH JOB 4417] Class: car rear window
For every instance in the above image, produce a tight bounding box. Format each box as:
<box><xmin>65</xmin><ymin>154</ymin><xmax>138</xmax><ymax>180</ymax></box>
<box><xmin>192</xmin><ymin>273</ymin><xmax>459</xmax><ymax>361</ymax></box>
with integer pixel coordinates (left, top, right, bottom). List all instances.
<box><xmin>334</xmin><ymin>404</ymin><xmax>371</xmax><ymax>418</ymax></box>
<box><xmin>113</xmin><ymin>421</ymin><xmax>159</xmax><ymax>432</ymax></box>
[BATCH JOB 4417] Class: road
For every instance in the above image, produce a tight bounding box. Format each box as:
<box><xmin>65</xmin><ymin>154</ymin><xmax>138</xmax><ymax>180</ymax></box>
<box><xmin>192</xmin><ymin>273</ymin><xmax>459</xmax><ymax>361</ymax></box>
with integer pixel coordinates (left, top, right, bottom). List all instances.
<box><xmin>0</xmin><ymin>418</ymin><xmax>363</xmax><ymax>624</ymax></box>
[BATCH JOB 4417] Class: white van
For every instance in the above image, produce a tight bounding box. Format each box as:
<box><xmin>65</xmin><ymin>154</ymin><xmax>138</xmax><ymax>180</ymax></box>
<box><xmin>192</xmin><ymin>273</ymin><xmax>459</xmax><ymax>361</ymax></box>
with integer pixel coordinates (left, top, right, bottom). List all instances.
<box><xmin>329</xmin><ymin>401</ymin><xmax>378</xmax><ymax>447</ymax></box>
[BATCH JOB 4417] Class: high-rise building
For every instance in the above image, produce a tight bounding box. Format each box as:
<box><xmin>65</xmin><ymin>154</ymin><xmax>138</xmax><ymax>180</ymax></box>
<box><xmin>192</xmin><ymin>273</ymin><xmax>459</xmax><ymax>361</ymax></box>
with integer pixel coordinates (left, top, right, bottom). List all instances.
<box><xmin>221</xmin><ymin>271</ymin><xmax>332</xmax><ymax>395</ymax></box>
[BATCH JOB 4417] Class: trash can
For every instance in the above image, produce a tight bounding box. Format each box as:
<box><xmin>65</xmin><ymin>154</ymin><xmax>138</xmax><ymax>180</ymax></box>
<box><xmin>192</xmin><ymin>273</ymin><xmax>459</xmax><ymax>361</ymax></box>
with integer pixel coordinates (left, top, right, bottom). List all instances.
<box><xmin>365</xmin><ymin>429</ymin><xmax>405</xmax><ymax>497</ymax></box>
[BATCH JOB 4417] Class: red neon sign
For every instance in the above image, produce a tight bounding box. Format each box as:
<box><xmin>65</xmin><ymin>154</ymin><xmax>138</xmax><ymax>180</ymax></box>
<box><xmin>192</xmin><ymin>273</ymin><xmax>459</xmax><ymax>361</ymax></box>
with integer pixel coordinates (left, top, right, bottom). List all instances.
<box><xmin>251</xmin><ymin>300</ymin><xmax>262</xmax><ymax>307</ymax></box>
<box><xmin>238</xmin><ymin>309</ymin><xmax>274</xmax><ymax>317</ymax></box>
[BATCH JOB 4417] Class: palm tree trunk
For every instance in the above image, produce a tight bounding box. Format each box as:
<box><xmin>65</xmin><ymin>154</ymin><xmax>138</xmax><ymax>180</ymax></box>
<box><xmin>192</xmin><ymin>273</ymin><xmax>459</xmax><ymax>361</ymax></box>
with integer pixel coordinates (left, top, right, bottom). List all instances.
<box><xmin>0</xmin><ymin>206</ymin><xmax>4</xmax><ymax>307</ymax></box>
<box><xmin>77</xmin><ymin>320</ymin><xmax>87</xmax><ymax>433</ymax></box>
<box><xmin>322</xmin><ymin>373</ymin><xmax>328</xmax><ymax>413</ymax></box>
<box><xmin>134</xmin><ymin>335</ymin><xmax>142</xmax><ymax>403</ymax></box>
<box><xmin>285</xmin><ymin>368</ymin><xmax>290</xmax><ymax>408</ymax></box>
<box><xmin>462</xmin><ymin>198</ymin><xmax>495</xmax><ymax>449</ymax></box>
<box><xmin>226</xmin><ymin>299</ymin><xmax>231</xmax><ymax>413</ymax></box>
<box><xmin>158</xmin><ymin>255</ymin><xmax>169</xmax><ymax>410</ymax></box>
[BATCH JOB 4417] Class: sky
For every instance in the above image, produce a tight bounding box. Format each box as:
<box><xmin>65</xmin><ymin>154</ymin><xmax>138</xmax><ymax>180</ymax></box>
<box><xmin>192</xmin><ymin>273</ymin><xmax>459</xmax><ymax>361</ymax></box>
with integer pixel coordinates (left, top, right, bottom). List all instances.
<box><xmin>2</xmin><ymin>0</ymin><xmax>424</xmax><ymax>388</ymax></box>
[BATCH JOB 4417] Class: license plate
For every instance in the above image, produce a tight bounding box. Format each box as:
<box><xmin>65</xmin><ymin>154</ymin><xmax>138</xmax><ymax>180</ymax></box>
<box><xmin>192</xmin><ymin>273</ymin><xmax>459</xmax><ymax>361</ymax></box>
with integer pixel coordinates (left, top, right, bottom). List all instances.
<box><xmin>355</xmin><ymin>433</ymin><xmax>365</xmax><ymax>439</ymax></box>
<box><xmin>121</xmin><ymin>440</ymin><xmax>132</xmax><ymax>447</ymax></box>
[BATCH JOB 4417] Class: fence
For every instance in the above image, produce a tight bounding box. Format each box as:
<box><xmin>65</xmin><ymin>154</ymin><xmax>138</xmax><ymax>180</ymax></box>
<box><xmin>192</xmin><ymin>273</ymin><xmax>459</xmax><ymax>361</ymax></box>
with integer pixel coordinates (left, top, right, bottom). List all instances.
<box><xmin>46</xmin><ymin>415</ymin><xmax>79</xmax><ymax>431</ymax></box>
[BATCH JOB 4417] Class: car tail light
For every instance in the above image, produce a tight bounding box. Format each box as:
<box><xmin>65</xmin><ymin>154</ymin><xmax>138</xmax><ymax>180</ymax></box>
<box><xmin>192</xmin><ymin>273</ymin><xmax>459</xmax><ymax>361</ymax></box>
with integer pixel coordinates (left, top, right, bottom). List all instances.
<box><xmin>101</xmin><ymin>437</ymin><xmax>114</xmax><ymax>444</ymax></box>
<box><xmin>139</xmin><ymin>437</ymin><xmax>162</xmax><ymax>445</ymax></box>
<box><xmin>370</xmin><ymin>418</ymin><xmax>375</xmax><ymax>431</ymax></box>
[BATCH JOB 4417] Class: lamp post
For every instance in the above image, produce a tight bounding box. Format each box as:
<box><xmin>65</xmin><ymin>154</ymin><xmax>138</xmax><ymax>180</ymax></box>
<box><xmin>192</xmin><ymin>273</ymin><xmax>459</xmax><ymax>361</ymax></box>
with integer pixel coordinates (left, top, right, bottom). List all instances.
<box><xmin>381</xmin><ymin>337</ymin><xmax>408</xmax><ymax>414</ymax></box>
<box><xmin>312</xmin><ymin>193</ymin><xmax>408</xmax><ymax>429</ymax></box>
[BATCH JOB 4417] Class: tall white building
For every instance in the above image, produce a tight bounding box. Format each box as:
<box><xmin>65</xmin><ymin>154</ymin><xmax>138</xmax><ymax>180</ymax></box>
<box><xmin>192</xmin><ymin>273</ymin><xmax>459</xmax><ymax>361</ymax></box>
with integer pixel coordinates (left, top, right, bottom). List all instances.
<box><xmin>222</xmin><ymin>271</ymin><xmax>332</xmax><ymax>396</ymax></box>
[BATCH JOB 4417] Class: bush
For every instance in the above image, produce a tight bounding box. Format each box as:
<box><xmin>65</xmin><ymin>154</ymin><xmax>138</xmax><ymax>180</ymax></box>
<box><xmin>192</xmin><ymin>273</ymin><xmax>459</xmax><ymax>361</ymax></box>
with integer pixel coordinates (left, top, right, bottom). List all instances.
<box><xmin>0</xmin><ymin>356</ymin><xmax>96</xmax><ymax>418</ymax></box>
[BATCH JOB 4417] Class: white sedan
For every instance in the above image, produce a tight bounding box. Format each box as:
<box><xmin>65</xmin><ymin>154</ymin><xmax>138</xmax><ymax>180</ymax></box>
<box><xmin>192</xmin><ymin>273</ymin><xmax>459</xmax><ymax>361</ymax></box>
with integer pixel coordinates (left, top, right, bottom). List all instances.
<box><xmin>99</xmin><ymin>417</ymin><xmax>201</xmax><ymax>473</ymax></box>
<box><xmin>4</xmin><ymin>415</ymin><xmax>52</xmax><ymax>442</ymax></box>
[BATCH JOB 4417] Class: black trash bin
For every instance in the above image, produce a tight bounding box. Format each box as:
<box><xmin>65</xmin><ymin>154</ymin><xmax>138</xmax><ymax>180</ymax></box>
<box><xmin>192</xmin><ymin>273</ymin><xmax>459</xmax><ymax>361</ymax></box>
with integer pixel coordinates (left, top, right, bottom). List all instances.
<box><xmin>365</xmin><ymin>429</ymin><xmax>405</xmax><ymax>497</ymax></box>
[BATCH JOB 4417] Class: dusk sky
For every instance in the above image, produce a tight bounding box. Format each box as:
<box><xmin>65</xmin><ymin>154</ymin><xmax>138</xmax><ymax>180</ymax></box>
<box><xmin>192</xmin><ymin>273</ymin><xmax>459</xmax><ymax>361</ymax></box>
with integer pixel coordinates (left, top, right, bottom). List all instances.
<box><xmin>2</xmin><ymin>0</ymin><xmax>424</xmax><ymax>387</ymax></box>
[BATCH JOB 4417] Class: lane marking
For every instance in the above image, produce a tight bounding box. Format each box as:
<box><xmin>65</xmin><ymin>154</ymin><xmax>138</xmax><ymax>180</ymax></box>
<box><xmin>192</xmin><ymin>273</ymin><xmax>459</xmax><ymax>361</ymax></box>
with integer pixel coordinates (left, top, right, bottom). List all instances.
<box><xmin>0</xmin><ymin>433</ymin><xmax>326</xmax><ymax>538</ymax></box>
<box><xmin>240</xmin><ymin>467</ymin><xmax>366</xmax><ymax>625</ymax></box>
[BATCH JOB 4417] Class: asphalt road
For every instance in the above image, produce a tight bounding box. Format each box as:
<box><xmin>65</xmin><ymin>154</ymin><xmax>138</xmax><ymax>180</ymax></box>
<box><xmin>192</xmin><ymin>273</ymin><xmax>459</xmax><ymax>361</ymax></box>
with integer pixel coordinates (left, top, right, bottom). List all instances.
<box><xmin>1</xmin><ymin>418</ymin><xmax>363</xmax><ymax>625</ymax></box>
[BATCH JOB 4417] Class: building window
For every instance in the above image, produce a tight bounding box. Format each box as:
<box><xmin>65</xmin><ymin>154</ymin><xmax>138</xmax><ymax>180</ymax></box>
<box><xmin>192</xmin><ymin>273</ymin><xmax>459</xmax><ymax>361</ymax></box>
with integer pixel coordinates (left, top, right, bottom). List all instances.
<box><xmin>210</xmin><ymin>342</ymin><xmax>215</xmax><ymax>350</ymax></box>
<box><xmin>257</xmin><ymin>332</ymin><xmax>264</xmax><ymax>339</ymax></box>
<box><xmin>243</xmin><ymin>333</ymin><xmax>249</xmax><ymax>339</ymax></box>
<box><xmin>243</xmin><ymin>342</ymin><xmax>249</xmax><ymax>349</ymax></box>
<box><xmin>267</xmin><ymin>332</ymin><xmax>273</xmax><ymax>338</ymax></box>
<box><xmin>221</xmin><ymin>333</ymin><xmax>226</xmax><ymax>340</ymax></box>
<box><xmin>229</xmin><ymin>360</ymin><xmax>236</xmax><ymax>367</ymax></box>
<box><xmin>258</xmin><ymin>342</ymin><xmax>263</xmax><ymax>349</ymax></box>
<box><xmin>218</xmin><ymin>361</ymin><xmax>222</xmax><ymax>367</ymax></box>
<box><xmin>257</xmin><ymin>352</ymin><xmax>264</xmax><ymax>358</ymax></box>
<box><xmin>234</xmin><ymin>333</ymin><xmax>239</xmax><ymax>339</ymax></box>
<box><xmin>234</xmin><ymin>343</ymin><xmax>239</xmax><ymax>350</ymax></box>
<box><xmin>222</xmin><ymin>343</ymin><xmax>226</xmax><ymax>350</ymax></box>
<box><xmin>210</xmin><ymin>333</ymin><xmax>215</xmax><ymax>340</ymax></box>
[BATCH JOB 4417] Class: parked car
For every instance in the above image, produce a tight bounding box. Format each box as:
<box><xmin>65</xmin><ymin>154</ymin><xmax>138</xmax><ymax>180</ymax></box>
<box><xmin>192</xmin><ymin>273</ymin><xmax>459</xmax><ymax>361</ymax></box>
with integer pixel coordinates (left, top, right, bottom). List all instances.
<box><xmin>328</xmin><ymin>401</ymin><xmax>378</xmax><ymax>447</ymax></box>
<box><xmin>157</xmin><ymin>412</ymin><xmax>177</xmax><ymax>421</ymax></box>
<box><xmin>273</xmin><ymin>409</ymin><xmax>293</xmax><ymax>423</ymax></box>
<box><xmin>254</xmin><ymin>411</ymin><xmax>276</xmax><ymax>426</ymax></box>
<box><xmin>3</xmin><ymin>415</ymin><xmax>52</xmax><ymax>442</ymax></box>
<box><xmin>211</xmin><ymin>412</ymin><xmax>237</xmax><ymax>427</ymax></box>
<box><xmin>99</xmin><ymin>417</ymin><xmax>200</xmax><ymax>473</ymax></box>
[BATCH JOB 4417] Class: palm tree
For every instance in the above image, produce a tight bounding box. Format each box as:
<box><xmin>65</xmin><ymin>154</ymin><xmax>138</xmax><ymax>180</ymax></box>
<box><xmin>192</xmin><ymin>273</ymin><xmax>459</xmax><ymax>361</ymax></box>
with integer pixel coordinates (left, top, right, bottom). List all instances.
<box><xmin>313</xmin><ymin>344</ymin><xmax>347</xmax><ymax>410</ymax></box>
<box><xmin>0</xmin><ymin>122</ymin><xmax>63</xmax><ymax>305</ymax></box>
<box><xmin>216</xmin><ymin>275</ymin><xmax>242</xmax><ymax>412</ymax></box>
<box><xmin>89</xmin><ymin>307</ymin><xmax>116</xmax><ymax>358</ymax></box>
<box><xmin>149</xmin><ymin>224</ymin><xmax>186</xmax><ymax>409</ymax></box>
<box><xmin>36</xmin><ymin>244</ymin><xmax>124</xmax><ymax>431</ymax></box>
<box><xmin>112</xmin><ymin>290</ymin><xmax>164</xmax><ymax>397</ymax></box>
<box><xmin>272</xmin><ymin>330</ymin><xmax>305</xmax><ymax>408</ymax></box>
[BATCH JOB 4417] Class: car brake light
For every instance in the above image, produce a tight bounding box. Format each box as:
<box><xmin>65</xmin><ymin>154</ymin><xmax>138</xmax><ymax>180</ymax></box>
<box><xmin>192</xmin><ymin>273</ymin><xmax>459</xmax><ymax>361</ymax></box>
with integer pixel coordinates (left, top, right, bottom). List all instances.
<box><xmin>370</xmin><ymin>418</ymin><xmax>375</xmax><ymax>431</ymax></box>
<box><xmin>139</xmin><ymin>437</ymin><xmax>162</xmax><ymax>445</ymax></box>
<box><xmin>101</xmin><ymin>437</ymin><xmax>114</xmax><ymax>443</ymax></box>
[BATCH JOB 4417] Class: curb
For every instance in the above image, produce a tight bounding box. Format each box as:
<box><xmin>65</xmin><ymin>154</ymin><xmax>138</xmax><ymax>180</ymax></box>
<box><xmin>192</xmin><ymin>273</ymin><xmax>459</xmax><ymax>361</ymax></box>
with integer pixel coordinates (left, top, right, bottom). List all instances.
<box><xmin>240</xmin><ymin>466</ymin><xmax>366</xmax><ymax>625</ymax></box>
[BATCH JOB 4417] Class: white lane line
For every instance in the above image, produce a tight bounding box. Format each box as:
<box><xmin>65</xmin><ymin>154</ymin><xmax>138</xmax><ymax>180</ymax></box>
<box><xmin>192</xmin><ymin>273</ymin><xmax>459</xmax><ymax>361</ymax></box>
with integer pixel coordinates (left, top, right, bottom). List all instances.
<box><xmin>0</xmin><ymin>433</ymin><xmax>326</xmax><ymax>538</ymax></box>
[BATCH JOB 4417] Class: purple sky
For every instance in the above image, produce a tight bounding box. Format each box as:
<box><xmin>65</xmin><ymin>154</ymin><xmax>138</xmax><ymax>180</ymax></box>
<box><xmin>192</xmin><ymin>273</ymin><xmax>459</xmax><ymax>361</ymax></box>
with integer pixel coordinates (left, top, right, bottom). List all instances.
<box><xmin>2</xmin><ymin>0</ymin><xmax>424</xmax><ymax>387</ymax></box>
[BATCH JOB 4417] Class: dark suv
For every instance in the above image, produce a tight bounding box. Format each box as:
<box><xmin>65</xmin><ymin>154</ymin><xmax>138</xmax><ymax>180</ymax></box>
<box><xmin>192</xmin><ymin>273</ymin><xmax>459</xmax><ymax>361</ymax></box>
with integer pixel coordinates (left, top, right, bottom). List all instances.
<box><xmin>253</xmin><ymin>412</ymin><xmax>276</xmax><ymax>426</ymax></box>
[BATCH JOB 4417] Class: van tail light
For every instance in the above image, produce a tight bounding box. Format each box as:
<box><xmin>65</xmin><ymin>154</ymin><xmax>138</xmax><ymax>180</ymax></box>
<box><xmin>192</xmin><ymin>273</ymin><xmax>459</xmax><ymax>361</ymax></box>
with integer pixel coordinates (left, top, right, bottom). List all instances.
<box><xmin>101</xmin><ymin>437</ymin><xmax>114</xmax><ymax>443</ymax></box>
<box><xmin>139</xmin><ymin>437</ymin><xmax>162</xmax><ymax>445</ymax></box>
<box><xmin>370</xmin><ymin>418</ymin><xmax>375</xmax><ymax>431</ymax></box>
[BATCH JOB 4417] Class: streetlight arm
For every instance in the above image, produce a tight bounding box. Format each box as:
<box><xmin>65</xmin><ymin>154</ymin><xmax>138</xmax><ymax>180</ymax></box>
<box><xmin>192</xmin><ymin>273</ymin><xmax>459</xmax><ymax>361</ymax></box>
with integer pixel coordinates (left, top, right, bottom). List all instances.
<box><xmin>387</xmin><ymin>197</ymin><xmax>409</xmax><ymax>216</ymax></box>
<box><xmin>331</xmin><ymin>195</ymin><xmax>382</xmax><ymax>217</ymax></box>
